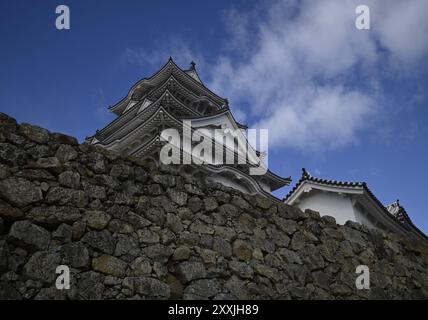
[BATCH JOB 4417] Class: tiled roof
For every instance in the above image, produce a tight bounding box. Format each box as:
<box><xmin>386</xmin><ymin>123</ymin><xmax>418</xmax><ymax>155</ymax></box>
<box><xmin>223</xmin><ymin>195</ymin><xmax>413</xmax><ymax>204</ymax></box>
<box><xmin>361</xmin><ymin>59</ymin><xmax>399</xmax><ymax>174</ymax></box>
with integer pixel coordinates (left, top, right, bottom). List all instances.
<box><xmin>283</xmin><ymin>168</ymin><xmax>366</xmax><ymax>202</ymax></box>
<box><xmin>283</xmin><ymin>168</ymin><xmax>428</xmax><ymax>241</ymax></box>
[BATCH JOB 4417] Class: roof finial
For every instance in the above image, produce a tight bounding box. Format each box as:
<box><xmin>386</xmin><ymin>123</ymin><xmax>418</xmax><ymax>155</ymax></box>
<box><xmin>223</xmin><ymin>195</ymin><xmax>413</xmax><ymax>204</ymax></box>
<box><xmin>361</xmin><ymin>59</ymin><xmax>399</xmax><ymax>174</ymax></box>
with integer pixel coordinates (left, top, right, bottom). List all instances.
<box><xmin>190</xmin><ymin>61</ymin><xmax>196</xmax><ymax>70</ymax></box>
<box><xmin>302</xmin><ymin>168</ymin><xmax>310</xmax><ymax>179</ymax></box>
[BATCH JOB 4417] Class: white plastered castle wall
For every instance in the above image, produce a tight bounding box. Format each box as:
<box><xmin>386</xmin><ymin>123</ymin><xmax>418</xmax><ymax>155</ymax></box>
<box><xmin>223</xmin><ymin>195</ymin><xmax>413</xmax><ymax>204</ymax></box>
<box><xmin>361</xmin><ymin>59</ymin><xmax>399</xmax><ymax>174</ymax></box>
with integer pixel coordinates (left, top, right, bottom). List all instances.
<box><xmin>294</xmin><ymin>189</ymin><xmax>357</xmax><ymax>225</ymax></box>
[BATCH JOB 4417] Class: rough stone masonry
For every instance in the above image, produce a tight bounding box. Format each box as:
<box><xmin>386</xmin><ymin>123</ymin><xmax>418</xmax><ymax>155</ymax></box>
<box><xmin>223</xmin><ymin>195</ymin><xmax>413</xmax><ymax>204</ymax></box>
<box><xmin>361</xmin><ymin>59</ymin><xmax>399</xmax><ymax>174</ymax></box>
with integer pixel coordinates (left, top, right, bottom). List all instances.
<box><xmin>0</xmin><ymin>112</ymin><xmax>427</xmax><ymax>300</ymax></box>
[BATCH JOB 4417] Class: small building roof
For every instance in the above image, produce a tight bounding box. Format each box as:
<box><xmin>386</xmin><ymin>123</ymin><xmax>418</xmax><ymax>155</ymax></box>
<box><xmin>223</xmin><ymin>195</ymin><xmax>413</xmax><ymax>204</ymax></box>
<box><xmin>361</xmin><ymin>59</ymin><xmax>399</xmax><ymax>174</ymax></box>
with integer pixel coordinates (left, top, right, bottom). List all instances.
<box><xmin>284</xmin><ymin>168</ymin><xmax>427</xmax><ymax>242</ymax></box>
<box><xmin>284</xmin><ymin>168</ymin><xmax>366</xmax><ymax>202</ymax></box>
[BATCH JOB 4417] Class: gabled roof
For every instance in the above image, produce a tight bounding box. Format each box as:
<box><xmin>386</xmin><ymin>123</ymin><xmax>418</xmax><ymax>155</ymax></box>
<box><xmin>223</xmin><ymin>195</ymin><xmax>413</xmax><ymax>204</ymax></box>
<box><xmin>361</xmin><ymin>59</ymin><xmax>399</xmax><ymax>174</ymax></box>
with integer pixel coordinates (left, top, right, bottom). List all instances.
<box><xmin>284</xmin><ymin>168</ymin><xmax>428</xmax><ymax>241</ymax></box>
<box><xmin>284</xmin><ymin>168</ymin><xmax>369</xmax><ymax>202</ymax></box>
<box><xmin>109</xmin><ymin>58</ymin><xmax>227</xmax><ymax>116</ymax></box>
<box><xmin>94</xmin><ymin>89</ymin><xmax>202</xmax><ymax>143</ymax></box>
<box><xmin>146</xmin><ymin>74</ymin><xmax>222</xmax><ymax>114</ymax></box>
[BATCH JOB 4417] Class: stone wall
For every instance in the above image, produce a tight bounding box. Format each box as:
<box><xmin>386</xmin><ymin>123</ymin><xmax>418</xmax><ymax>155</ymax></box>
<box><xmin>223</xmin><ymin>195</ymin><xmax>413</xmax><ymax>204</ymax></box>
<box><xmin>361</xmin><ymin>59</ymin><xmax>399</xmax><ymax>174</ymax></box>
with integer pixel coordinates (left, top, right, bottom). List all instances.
<box><xmin>0</xmin><ymin>112</ymin><xmax>428</xmax><ymax>300</ymax></box>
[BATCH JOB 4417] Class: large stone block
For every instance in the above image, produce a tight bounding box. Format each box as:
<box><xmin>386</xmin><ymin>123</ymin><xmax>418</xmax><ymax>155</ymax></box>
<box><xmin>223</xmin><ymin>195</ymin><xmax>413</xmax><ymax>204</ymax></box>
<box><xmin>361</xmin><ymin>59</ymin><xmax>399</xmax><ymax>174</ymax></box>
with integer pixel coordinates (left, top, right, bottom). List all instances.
<box><xmin>133</xmin><ymin>277</ymin><xmax>170</xmax><ymax>298</ymax></box>
<box><xmin>28</xmin><ymin>206</ymin><xmax>81</xmax><ymax>227</ymax></box>
<box><xmin>232</xmin><ymin>239</ymin><xmax>253</xmax><ymax>262</ymax></box>
<box><xmin>0</xmin><ymin>178</ymin><xmax>43</xmax><ymax>207</ymax></box>
<box><xmin>183</xmin><ymin>279</ymin><xmax>220</xmax><ymax>299</ymax></box>
<box><xmin>176</xmin><ymin>261</ymin><xmax>206</xmax><ymax>283</ymax></box>
<box><xmin>18</xmin><ymin>123</ymin><xmax>50</xmax><ymax>144</ymax></box>
<box><xmin>77</xmin><ymin>271</ymin><xmax>105</xmax><ymax>300</ymax></box>
<box><xmin>0</xmin><ymin>112</ymin><xmax>17</xmax><ymax>130</ymax></box>
<box><xmin>92</xmin><ymin>255</ymin><xmax>128</xmax><ymax>277</ymax></box>
<box><xmin>82</xmin><ymin>230</ymin><xmax>116</xmax><ymax>255</ymax></box>
<box><xmin>0</xmin><ymin>143</ymin><xmax>26</xmax><ymax>166</ymax></box>
<box><xmin>23</xmin><ymin>250</ymin><xmax>61</xmax><ymax>283</ymax></box>
<box><xmin>0</xmin><ymin>199</ymin><xmax>24</xmax><ymax>220</ymax></box>
<box><xmin>84</xmin><ymin>210</ymin><xmax>111</xmax><ymax>230</ymax></box>
<box><xmin>50</xmin><ymin>132</ymin><xmax>78</xmax><ymax>146</ymax></box>
<box><xmin>9</xmin><ymin>221</ymin><xmax>50</xmax><ymax>251</ymax></box>
<box><xmin>56</xmin><ymin>144</ymin><xmax>78</xmax><ymax>162</ymax></box>
<box><xmin>62</xmin><ymin>242</ymin><xmax>90</xmax><ymax>269</ymax></box>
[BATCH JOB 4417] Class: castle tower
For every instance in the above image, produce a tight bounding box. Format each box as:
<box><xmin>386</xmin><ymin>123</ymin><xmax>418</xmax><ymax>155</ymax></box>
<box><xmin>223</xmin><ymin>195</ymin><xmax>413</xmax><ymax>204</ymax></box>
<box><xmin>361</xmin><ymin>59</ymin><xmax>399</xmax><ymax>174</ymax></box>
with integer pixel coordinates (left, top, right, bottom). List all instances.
<box><xmin>86</xmin><ymin>58</ymin><xmax>291</xmax><ymax>197</ymax></box>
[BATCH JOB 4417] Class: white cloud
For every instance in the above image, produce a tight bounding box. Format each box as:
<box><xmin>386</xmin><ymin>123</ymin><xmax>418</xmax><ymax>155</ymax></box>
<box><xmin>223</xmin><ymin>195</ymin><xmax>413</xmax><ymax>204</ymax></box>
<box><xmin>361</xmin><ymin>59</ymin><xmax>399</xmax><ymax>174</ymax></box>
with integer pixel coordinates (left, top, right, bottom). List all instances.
<box><xmin>120</xmin><ymin>0</ymin><xmax>428</xmax><ymax>152</ymax></box>
<box><xmin>372</xmin><ymin>0</ymin><xmax>428</xmax><ymax>67</ymax></box>
<box><xmin>207</xmin><ymin>0</ymin><xmax>428</xmax><ymax>152</ymax></box>
<box><xmin>256</xmin><ymin>85</ymin><xmax>375</xmax><ymax>151</ymax></box>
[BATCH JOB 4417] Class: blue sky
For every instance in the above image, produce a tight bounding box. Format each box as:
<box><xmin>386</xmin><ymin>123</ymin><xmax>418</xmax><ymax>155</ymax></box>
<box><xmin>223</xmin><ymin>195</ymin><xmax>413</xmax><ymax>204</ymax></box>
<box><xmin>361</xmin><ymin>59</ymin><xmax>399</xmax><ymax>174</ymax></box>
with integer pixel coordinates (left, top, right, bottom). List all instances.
<box><xmin>1</xmin><ymin>0</ymin><xmax>427</xmax><ymax>233</ymax></box>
